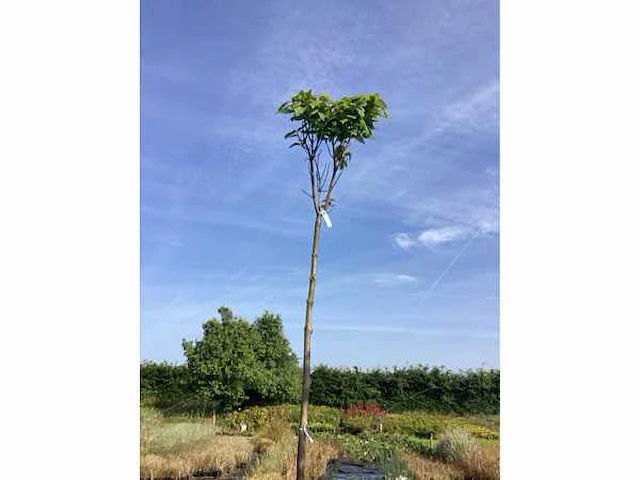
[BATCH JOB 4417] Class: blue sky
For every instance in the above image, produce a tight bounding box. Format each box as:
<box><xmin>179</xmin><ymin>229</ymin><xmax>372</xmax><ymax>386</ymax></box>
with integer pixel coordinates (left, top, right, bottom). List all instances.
<box><xmin>141</xmin><ymin>0</ymin><xmax>499</xmax><ymax>369</ymax></box>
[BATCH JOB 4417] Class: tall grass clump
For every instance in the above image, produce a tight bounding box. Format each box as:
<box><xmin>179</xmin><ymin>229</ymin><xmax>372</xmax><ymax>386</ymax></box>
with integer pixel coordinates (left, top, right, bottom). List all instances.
<box><xmin>401</xmin><ymin>452</ymin><xmax>465</xmax><ymax>480</ymax></box>
<box><xmin>433</xmin><ymin>428</ymin><xmax>477</xmax><ymax>464</ymax></box>
<box><xmin>433</xmin><ymin>428</ymin><xmax>499</xmax><ymax>480</ymax></box>
<box><xmin>462</xmin><ymin>443</ymin><xmax>499</xmax><ymax>480</ymax></box>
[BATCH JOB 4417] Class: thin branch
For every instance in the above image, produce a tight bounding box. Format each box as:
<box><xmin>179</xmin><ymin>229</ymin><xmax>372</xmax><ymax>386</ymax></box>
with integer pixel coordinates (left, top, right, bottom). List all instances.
<box><xmin>318</xmin><ymin>159</ymin><xmax>331</xmax><ymax>191</ymax></box>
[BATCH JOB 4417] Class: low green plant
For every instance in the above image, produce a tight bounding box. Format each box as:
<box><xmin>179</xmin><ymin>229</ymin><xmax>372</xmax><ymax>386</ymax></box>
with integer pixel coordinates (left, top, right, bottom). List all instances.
<box><xmin>331</xmin><ymin>433</ymin><xmax>392</xmax><ymax>463</ymax></box>
<box><xmin>463</xmin><ymin>414</ymin><xmax>500</xmax><ymax>431</ymax></box>
<box><xmin>400</xmin><ymin>435</ymin><xmax>433</xmax><ymax>455</ymax></box>
<box><xmin>329</xmin><ymin>431</ymin><xmax>436</xmax><ymax>470</ymax></box>
<box><xmin>448</xmin><ymin>420</ymin><xmax>499</xmax><ymax>440</ymax></box>
<box><xmin>307</xmin><ymin>405</ymin><xmax>342</xmax><ymax>432</ymax></box>
<box><xmin>376</xmin><ymin>411</ymin><xmax>499</xmax><ymax>440</ymax></box>
<box><xmin>381</xmin><ymin>412</ymin><xmax>447</xmax><ymax>436</ymax></box>
<box><xmin>341</xmin><ymin>414</ymin><xmax>376</xmax><ymax>434</ymax></box>
<box><xmin>222</xmin><ymin>406</ymin><xmax>273</xmax><ymax>432</ymax></box>
<box><xmin>221</xmin><ymin>404</ymin><xmax>342</xmax><ymax>434</ymax></box>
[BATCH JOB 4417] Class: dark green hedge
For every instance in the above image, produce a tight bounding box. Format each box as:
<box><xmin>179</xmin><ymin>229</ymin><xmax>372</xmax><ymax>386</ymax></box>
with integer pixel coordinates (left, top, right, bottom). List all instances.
<box><xmin>309</xmin><ymin>365</ymin><xmax>499</xmax><ymax>414</ymax></box>
<box><xmin>140</xmin><ymin>361</ymin><xmax>195</xmax><ymax>409</ymax></box>
<box><xmin>141</xmin><ymin>362</ymin><xmax>499</xmax><ymax>414</ymax></box>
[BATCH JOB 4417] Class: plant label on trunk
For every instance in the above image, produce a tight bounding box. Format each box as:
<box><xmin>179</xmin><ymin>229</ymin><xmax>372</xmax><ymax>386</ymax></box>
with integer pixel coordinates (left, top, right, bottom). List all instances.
<box><xmin>320</xmin><ymin>209</ymin><xmax>332</xmax><ymax>228</ymax></box>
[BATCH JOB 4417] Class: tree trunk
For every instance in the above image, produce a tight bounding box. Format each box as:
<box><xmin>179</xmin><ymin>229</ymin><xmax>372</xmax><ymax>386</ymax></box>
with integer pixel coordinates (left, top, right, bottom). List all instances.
<box><xmin>296</xmin><ymin>213</ymin><xmax>322</xmax><ymax>480</ymax></box>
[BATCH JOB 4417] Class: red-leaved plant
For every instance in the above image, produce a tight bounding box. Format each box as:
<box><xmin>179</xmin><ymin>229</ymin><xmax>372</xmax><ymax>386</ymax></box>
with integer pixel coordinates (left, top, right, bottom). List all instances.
<box><xmin>342</xmin><ymin>401</ymin><xmax>388</xmax><ymax>418</ymax></box>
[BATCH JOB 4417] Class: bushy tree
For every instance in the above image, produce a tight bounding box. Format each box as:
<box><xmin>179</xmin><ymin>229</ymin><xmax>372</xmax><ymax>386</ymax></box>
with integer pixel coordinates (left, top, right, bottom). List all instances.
<box><xmin>252</xmin><ymin>311</ymin><xmax>301</xmax><ymax>404</ymax></box>
<box><xmin>182</xmin><ymin>307</ymin><xmax>299</xmax><ymax>411</ymax></box>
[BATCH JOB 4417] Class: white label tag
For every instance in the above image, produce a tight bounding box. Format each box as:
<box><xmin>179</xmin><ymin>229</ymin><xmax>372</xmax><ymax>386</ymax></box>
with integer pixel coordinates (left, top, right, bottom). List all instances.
<box><xmin>320</xmin><ymin>209</ymin><xmax>332</xmax><ymax>228</ymax></box>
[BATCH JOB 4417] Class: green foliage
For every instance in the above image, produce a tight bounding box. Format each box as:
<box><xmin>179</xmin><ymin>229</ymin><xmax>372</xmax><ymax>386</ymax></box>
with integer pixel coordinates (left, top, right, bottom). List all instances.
<box><xmin>341</xmin><ymin>410</ymin><xmax>498</xmax><ymax>440</ymax></box>
<box><xmin>252</xmin><ymin>311</ymin><xmax>302</xmax><ymax>403</ymax></box>
<box><xmin>220</xmin><ymin>404</ymin><xmax>342</xmax><ymax>434</ymax></box>
<box><xmin>341</xmin><ymin>414</ymin><xmax>376</xmax><ymax>434</ymax></box>
<box><xmin>310</xmin><ymin>365</ymin><xmax>500</xmax><ymax>414</ymax></box>
<box><xmin>330</xmin><ymin>431</ymin><xmax>399</xmax><ymax>463</ymax></box>
<box><xmin>141</xmin><ymin>310</ymin><xmax>499</xmax><ymax>416</ymax></box>
<box><xmin>140</xmin><ymin>361</ymin><xmax>194</xmax><ymax>409</ymax></box>
<box><xmin>400</xmin><ymin>435</ymin><xmax>434</xmax><ymax>455</ymax></box>
<box><xmin>326</xmin><ymin>431</ymin><xmax>429</xmax><ymax>466</ymax></box>
<box><xmin>141</xmin><ymin>362</ymin><xmax>500</xmax><ymax>416</ymax></box>
<box><xmin>305</xmin><ymin>405</ymin><xmax>342</xmax><ymax>432</ymax></box>
<box><xmin>463</xmin><ymin>414</ymin><xmax>500</xmax><ymax>432</ymax></box>
<box><xmin>222</xmin><ymin>405</ymin><xmax>277</xmax><ymax>432</ymax></box>
<box><xmin>446</xmin><ymin>419</ymin><xmax>499</xmax><ymax>440</ymax></box>
<box><xmin>278</xmin><ymin>90</ymin><xmax>389</xmax><ymax>167</ymax></box>
<box><xmin>182</xmin><ymin>307</ymin><xmax>300</xmax><ymax>412</ymax></box>
<box><xmin>381</xmin><ymin>412</ymin><xmax>448</xmax><ymax>436</ymax></box>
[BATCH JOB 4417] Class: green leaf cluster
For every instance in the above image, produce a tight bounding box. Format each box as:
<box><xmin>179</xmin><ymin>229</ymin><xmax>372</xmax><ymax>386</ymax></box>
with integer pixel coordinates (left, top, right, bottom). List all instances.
<box><xmin>278</xmin><ymin>90</ymin><xmax>389</xmax><ymax>168</ymax></box>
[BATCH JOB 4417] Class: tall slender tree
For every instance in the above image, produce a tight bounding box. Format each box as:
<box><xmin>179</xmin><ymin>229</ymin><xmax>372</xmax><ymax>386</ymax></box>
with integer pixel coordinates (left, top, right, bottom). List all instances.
<box><xmin>278</xmin><ymin>90</ymin><xmax>388</xmax><ymax>479</ymax></box>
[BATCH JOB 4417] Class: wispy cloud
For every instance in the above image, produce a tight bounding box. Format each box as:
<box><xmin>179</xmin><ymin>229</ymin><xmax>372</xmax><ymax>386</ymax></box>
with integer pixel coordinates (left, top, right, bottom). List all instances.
<box><xmin>438</xmin><ymin>80</ymin><xmax>499</xmax><ymax>135</ymax></box>
<box><xmin>337</xmin><ymin>80</ymin><xmax>499</xmax><ymax>239</ymax></box>
<box><xmin>392</xmin><ymin>233</ymin><xmax>417</xmax><ymax>250</ymax></box>
<box><xmin>394</xmin><ymin>214</ymin><xmax>497</xmax><ymax>251</ymax></box>
<box><xmin>418</xmin><ymin>225</ymin><xmax>471</xmax><ymax>247</ymax></box>
<box><xmin>291</xmin><ymin>322</ymin><xmax>497</xmax><ymax>339</ymax></box>
<box><xmin>227</xmin><ymin>1</ymin><xmax>379</xmax><ymax>107</ymax></box>
<box><xmin>373</xmin><ymin>273</ymin><xmax>419</xmax><ymax>286</ymax></box>
<box><xmin>141</xmin><ymin>205</ymin><xmax>307</xmax><ymax>239</ymax></box>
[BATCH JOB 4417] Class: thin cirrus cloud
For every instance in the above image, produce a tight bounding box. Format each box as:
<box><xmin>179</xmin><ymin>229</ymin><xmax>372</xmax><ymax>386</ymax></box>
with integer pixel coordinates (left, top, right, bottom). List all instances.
<box><xmin>373</xmin><ymin>273</ymin><xmax>419</xmax><ymax>286</ymax></box>
<box><xmin>298</xmin><ymin>323</ymin><xmax>497</xmax><ymax>339</ymax></box>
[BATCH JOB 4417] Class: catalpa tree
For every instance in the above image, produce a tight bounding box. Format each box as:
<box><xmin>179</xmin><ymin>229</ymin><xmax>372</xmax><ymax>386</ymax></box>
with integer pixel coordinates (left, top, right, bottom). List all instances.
<box><xmin>278</xmin><ymin>90</ymin><xmax>388</xmax><ymax>480</ymax></box>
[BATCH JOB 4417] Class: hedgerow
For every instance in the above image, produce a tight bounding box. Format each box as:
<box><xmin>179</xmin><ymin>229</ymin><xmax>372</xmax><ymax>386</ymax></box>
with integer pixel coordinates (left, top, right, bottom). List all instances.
<box><xmin>141</xmin><ymin>363</ymin><xmax>500</xmax><ymax>415</ymax></box>
<box><xmin>310</xmin><ymin>365</ymin><xmax>499</xmax><ymax>414</ymax></box>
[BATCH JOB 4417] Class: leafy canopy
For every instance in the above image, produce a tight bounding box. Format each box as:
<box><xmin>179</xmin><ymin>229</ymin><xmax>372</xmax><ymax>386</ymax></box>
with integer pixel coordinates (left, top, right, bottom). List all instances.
<box><xmin>182</xmin><ymin>307</ymin><xmax>300</xmax><ymax>411</ymax></box>
<box><xmin>278</xmin><ymin>90</ymin><xmax>389</xmax><ymax>169</ymax></box>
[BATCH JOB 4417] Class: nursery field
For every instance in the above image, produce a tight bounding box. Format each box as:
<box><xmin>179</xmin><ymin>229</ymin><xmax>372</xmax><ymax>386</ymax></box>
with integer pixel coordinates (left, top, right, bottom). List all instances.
<box><xmin>140</xmin><ymin>404</ymin><xmax>499</xmax><ymax>480</ymax></box>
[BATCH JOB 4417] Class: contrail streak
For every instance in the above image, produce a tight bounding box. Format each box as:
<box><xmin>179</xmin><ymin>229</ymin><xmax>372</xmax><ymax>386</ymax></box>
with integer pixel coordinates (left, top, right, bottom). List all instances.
<box><xmin>419</xmin><ymin>228</ymin><xmax>481</xmax><ymax>303</ymax></box>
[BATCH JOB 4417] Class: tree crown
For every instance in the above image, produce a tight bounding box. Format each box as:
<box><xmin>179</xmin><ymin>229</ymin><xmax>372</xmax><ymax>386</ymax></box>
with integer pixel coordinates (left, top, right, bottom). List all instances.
<box><xmin>278</xmin><ymin>90</ymin><xmax>388</xmax><ymax>168</ymax></box>
<box><xmin>278</xmin><ymin>91</ymin><xmax>388</xmax><ymax>213</ymax></box>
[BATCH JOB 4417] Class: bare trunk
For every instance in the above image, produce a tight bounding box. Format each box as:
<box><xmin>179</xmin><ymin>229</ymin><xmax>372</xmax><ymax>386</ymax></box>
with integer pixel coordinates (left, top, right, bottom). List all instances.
<box><xmin>296</xmin><ymin>213</ymin><xmax>322</xmax><ymax>480</ymax></box>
